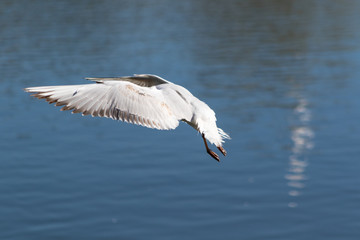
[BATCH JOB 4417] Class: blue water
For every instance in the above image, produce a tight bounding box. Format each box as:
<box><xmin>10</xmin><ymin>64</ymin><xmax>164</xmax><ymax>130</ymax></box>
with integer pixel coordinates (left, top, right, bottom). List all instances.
<box><xmin>1</xmin><ymin>1</ymin><xmax>360</xmax><ymax>239</ymax></box>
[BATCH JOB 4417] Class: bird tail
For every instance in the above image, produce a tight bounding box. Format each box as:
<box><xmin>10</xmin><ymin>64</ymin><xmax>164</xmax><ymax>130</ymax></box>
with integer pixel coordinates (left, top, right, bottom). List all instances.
<box><xmin>218</xmin><ymin>128</ymin><xmax>231</xmax><ymax>143</ymax></box>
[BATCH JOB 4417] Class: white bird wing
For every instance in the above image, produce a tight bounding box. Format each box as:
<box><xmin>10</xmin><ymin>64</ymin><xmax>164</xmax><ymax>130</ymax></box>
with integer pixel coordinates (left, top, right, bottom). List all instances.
<box><xmin>25</xmin><ymin>80</ymin><xmax>180</xmax><ymax>130</ymax></box>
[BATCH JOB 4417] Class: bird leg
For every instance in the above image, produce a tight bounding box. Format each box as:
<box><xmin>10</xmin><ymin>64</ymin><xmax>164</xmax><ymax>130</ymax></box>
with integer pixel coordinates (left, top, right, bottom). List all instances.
<box><xmin>202</xmin><ymin>134</ymin><xmax>220</xmax><ymax>162</ymax></box>
<box><xmin>217</xmin><ymin>146</ymin><xmax>227</xmax><ymax>156</ymax></box>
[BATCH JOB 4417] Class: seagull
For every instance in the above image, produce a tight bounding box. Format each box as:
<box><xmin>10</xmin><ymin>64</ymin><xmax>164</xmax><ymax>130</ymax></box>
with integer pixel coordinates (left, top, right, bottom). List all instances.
<box><xmin>24</xmin><ymin>74</ymin><xmax>230</xmax><ymax>161</ymax></box>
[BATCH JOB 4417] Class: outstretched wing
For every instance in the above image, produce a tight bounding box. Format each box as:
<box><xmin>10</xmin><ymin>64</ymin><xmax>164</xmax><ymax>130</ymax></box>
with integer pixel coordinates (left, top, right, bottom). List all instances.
<box><xmin>86</xmin><ymin>74</ymin><xmax>169</xmax><ymax>87</ymax></box>
<box><xmin>25</xmin><ymin>80</ymin><xmax>179</xmax><ymax>130</ymax></box>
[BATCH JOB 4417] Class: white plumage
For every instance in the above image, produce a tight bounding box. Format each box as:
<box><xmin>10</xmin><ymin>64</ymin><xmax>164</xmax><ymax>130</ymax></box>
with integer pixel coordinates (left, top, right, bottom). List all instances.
<box><xmin>25</xmin><ymin>74</ymin><xmax>230</xmax><ymax>161</ymax></box>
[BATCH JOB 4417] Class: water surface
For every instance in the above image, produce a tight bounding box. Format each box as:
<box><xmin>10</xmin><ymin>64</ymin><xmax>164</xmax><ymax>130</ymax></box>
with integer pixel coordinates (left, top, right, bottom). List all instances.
<box><xmin>1</xmin><ymin>1</ymin><xmax>360</xmax><ymax>239</ymax></box>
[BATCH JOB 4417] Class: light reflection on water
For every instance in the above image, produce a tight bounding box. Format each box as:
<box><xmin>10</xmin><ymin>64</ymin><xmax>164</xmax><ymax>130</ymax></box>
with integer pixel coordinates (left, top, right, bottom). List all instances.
<box><xmin>286</xmin><ymin>95</ymin><xmax>314</xmax><ymax>207</ymax></box>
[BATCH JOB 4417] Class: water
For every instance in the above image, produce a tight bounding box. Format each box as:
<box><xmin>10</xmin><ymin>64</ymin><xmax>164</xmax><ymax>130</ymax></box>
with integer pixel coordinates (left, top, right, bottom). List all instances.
<box><xmin>1</xmin><ymin>1</ymin><xmax>360</xmax><ymax>239</ymax></box>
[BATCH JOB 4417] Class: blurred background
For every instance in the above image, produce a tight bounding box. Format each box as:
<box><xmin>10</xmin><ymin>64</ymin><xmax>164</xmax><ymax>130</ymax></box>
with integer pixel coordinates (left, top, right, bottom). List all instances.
<box><xmin>1</xmin><ymin>0</ymin><xmax>360</xmax><ymax>239</ymax></box>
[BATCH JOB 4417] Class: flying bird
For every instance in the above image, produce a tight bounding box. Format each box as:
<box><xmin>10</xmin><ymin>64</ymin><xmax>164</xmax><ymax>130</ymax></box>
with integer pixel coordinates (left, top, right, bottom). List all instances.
<box><xmin>24</xmin><ymin>74</ymin><xmax>230</xmax><ymax>161</ymax></box>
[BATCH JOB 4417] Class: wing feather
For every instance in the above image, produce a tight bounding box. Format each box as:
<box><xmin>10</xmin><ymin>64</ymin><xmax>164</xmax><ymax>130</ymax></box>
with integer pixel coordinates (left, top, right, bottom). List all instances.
<box><xmin>25</xmin><ymin>81</ymin><xmax>180</xmax><ymax>130</ymax></box>
<box><xmin>86</xmin><ymin>74</ymin><xmax>169</xmax><ymax>87</ymax></box>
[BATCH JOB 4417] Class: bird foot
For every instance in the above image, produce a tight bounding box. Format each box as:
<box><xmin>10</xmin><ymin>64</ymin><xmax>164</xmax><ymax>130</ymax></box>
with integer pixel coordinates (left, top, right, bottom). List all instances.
<box><xmin>217</xmin><ymin>146</ymin><xmax>227</xmax><ymax>156</ymax></box>
<box><xmin>207</xmin><ymin>149</ymin><xmax>220</xmax><ymax>162</ymax></box>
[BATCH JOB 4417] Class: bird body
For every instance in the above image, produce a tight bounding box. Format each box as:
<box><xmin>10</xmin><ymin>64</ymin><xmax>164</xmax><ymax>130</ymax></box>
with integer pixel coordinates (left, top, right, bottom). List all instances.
<box><xmin>25</xmin><ymin>74</ymin><xmax>230</xmax><ymax>161</ymax></box>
